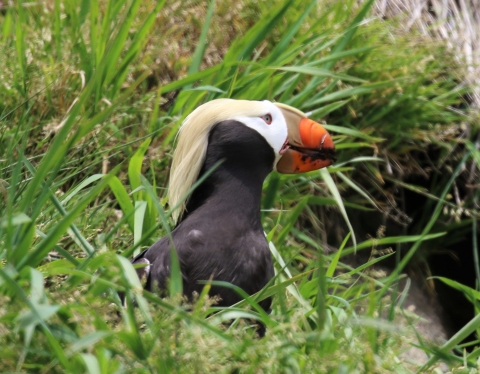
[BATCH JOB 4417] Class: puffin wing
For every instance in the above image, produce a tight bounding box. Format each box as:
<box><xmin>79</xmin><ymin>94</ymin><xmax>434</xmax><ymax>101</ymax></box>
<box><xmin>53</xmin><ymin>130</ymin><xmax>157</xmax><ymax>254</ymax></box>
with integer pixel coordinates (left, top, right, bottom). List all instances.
<box><xmin>131</xmin><ymin>229</ymin><xmax>205</xmax><ymax>293</ymax></box>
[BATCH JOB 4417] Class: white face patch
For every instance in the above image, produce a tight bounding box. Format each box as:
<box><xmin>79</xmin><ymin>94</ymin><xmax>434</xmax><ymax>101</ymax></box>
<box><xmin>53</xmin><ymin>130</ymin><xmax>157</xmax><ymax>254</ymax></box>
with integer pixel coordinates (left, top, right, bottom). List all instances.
<box><xmin>231</xmin><ymin>101</ymin><xmax>288</xmax><ymax>168</ymax></box>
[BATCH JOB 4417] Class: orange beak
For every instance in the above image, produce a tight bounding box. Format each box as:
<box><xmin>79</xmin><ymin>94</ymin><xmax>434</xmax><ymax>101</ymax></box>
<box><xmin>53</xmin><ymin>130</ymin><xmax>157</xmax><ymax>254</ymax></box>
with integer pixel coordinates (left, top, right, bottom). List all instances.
<box><xmin>274</xmin><ymin>103</ymin><xmax>336</xmax><ymax>174</ymax></box>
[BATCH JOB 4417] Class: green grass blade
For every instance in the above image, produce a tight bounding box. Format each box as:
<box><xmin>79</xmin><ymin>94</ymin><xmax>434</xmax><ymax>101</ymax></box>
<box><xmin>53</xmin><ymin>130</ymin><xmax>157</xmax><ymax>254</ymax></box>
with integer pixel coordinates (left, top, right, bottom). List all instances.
<box><xmin>320</xmin><ymin>168</ymin><xmax>356</xmax><ymax>249</ymax></box>
<box><xmin>264</xmin><ymin>0</ymin><xmax>317</xmax><ymax>64</ymax></box>
<box><xmin>133</xmin><ymin>201</ymin><xmax>147</xmax><ymax>251</ymax></box>
<box><xmin>326</xmin><ymin>233</ymin><xmax>351</xmax><ymax>278</ymax></box>
<box><xmin>305</xmin><ymin>81</ymin><xmax>394</xmax><ymax>108</ymax></box>
<box><xmin>128</xmin><ymin>137</ymin><xmax>151</xmax><ymax>202</ymax></box>
<box><xmin>223</xmin><ymin>0</ymin><xmax>293</xmax><ymax>63</ymax></box>
<box><xmin>322</xmin><ymin>124</ymin><xmax>385</xmax><ymax>142</ymax></box>
<box><xmin>417</xmin><ymin>313</ymin><xmax>480</xmax><ymax>372</ymax></box>
<box><xmin>61</xmin><ymin>175</ymin><xmax>104</xmax><ymax>205</ymax></box>
<box><xmin>80</xmin><ymin>353</ymin><xmax>101</xmax><ymax>374</ymax></box>
<box><xmin>189</xmin><ymin>0</ymin><xmax>215</xmax><ymax>76</ymax></box>
<box><xmin>308</xmin><ymin>100</ymin><xmax>351</xmax><ymax>119</ymax></box>
<box><xmin>336</xmin><ymin>171</ymin><xmax>378</xmax><ymax>209</ymax></box>
<box><xmin>112</xmin><ymin>0</ymin><xmax>167</xmax><ymax>95</ymax></box>
<box><xmin>108</xmin><ymin>176</ymin><xmax>135</xmax><ymax>233</ymax></box>
<box><xmin>17</xmin><ymin>174</ymin><xmax>114</xmax><ymax>270</ymax></box>
<box><xmin>341</xmin><ymin>232</ymin><xmax>446</xmax><ymax>257</ymax></box>
<box><xmin>273</xmin><ymin>66</ymin><xmax>366</xmax><ymax>83</ymax></box>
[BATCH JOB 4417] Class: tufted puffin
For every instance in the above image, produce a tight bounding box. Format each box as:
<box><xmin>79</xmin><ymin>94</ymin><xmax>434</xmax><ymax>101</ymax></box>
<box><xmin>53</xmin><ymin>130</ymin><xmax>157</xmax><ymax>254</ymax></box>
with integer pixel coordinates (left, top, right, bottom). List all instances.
<box><xmin>130</xmin><ymin>99</ymin><xmax>335</xmax><ymax>314</ymax></box>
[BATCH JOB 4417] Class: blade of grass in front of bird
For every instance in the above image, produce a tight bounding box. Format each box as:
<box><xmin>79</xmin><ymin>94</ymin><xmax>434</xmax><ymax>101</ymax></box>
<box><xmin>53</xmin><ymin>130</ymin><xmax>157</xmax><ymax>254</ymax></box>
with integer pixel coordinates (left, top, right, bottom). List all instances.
<box><xmin>209</xmin><ymin>310</ymin><xmax>265</xmax><ymax>328</ymax></box>
<box><xmin>117</xmin><ymin>255</ymin><xmax>154</xmax><ymax>332</ymax></box>
<box><xmin>193</xmin><ymin>280</ymin><xmax>213</xmax><ymax>318</ymax></box>
<box><xmin>269</xmin><ymin>241</ymin><xmax>313</xmax><ymax>313</ymax></box>
<box><xmin>208</xmin><ymin>263</ymin><xmax>315</xmax><ymax>321</ymax></box>
<box><xmin>140</xmin><ymin>289</ymin><xmax>231</xmax><ymax>341</ymax></box>
<box><xmin>138</xmin><ymin>175</ymin><xmax>182</xmax><ymax>298</ymax></box>
<box><xmin>202</xmin><ymin>280</ymin><xmax>276</xmax><ymax>328</ymax></box>
<box><xmin>320</xmin><ymin>168</ymin><xmax>356</xmax><ymax>249</ymax></box>
<box><xmin>262</xmin><ymin>173</ymin><xmax>283</xmax><ymax>211</ymax></box>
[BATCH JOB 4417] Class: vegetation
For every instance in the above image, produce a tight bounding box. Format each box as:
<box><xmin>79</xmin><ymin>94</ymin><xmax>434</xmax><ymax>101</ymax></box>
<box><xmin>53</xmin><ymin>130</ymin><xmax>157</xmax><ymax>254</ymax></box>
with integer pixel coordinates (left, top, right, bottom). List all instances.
<box><xmin>0</xmin><ymin>0</ymin><xmax>479</xmax><ymax>372</ymax></box>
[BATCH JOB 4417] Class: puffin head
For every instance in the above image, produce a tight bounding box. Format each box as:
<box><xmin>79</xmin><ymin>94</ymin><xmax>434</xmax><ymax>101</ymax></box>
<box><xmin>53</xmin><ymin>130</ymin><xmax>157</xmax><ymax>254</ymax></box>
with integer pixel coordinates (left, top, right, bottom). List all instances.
<box><xmin>169</xmin><ymin>99</ymin><xmax>336</xmax><ymax>223</ymax></box>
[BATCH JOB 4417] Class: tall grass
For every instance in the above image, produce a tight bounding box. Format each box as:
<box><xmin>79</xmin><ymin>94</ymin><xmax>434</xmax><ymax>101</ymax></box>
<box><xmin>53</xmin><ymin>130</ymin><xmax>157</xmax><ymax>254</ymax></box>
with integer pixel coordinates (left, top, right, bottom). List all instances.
<box><xmin>0</xmin><ymin>0</ymin><xmax>477</xmax><ymax>372</ymax></box>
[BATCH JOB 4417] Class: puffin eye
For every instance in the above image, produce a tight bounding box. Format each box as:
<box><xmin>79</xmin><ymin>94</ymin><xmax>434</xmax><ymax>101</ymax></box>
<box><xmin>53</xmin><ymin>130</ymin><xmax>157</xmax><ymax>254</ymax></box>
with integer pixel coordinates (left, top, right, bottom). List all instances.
<box><xmin>260</xmin><ymin>114</ymin><xmax>272</xmax><ymax>125</ymax></box>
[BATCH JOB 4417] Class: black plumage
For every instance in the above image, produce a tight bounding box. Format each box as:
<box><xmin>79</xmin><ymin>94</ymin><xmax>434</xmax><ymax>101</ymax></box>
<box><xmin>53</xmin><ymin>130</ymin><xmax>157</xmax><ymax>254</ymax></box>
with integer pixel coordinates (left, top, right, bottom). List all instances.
<box><xmin>132</xmin><ymin>120</ymin><xmax>275</xmax><ymax>311</ymax></box>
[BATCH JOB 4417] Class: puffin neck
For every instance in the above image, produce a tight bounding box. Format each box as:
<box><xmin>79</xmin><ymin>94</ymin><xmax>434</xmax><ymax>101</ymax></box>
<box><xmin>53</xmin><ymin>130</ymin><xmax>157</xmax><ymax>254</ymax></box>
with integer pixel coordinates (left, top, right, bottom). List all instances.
<box><xmin>178</xmin><ymin>120</ymin><xmax>275</xmax><ymax>228</ymax></box>
<box><xmin>181</xmin><ymin>163</ymin><xmax>267</xmax><ymax>226</ymax></box>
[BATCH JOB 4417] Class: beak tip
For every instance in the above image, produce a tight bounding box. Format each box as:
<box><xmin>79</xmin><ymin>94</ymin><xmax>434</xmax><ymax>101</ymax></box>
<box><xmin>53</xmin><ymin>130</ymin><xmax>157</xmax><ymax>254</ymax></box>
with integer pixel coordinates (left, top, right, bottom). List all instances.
<box><xmin>322</xmin><ymin>134</ymin><xmax>335</xmax><ymax>152</ymax></box>
<box><xmin>277</xmin><ymin>105</ymin><xmax>336</xmax><ymax>173</ymax></box>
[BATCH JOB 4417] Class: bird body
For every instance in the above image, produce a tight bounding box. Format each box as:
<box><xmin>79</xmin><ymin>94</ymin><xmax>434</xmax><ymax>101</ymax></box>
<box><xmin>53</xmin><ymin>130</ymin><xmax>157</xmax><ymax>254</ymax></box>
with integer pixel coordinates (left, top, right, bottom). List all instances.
<box><xmin>131</xmin><ymin>99</ymin><xmax>335</xmax><ymax>312</ymax></box>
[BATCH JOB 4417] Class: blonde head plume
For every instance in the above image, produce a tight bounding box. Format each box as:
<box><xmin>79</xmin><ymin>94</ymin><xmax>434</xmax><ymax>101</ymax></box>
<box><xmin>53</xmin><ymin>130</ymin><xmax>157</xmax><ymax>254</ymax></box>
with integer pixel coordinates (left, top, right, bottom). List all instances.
<box><xmin>169</xmin><ymin>99</ymin><xmax>273</xmax><ymax>223</ymax></box>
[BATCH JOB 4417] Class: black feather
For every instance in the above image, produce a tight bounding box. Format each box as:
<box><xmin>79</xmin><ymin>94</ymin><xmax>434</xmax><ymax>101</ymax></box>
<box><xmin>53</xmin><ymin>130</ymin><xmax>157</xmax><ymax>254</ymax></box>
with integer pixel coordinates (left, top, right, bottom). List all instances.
<box><xmin>133</xmin><ymin>121</ymin><xmax>276</xmax><ymax>312</ymax></box>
